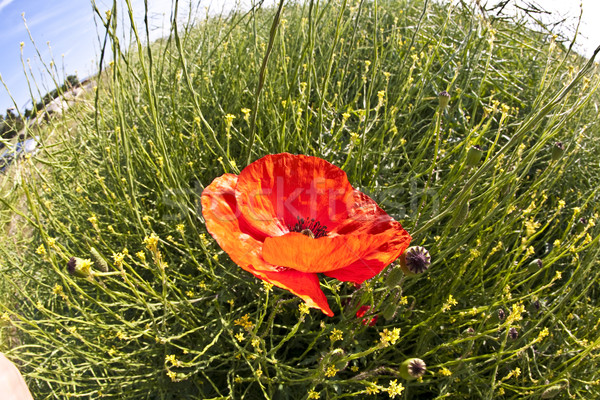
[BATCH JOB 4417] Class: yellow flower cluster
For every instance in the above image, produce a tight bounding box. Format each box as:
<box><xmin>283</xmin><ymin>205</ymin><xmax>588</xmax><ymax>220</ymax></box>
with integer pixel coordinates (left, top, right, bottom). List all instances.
<box><xmin>379</xmin><ymin>327</ymin><xmax>401</xmax><ymax>347</ymax></box>
<box><xmin>507</xmin><ymin>303</ymin><xmax>525</xmax><ymax>324</ymax></box>
<box><xmin>441</xmin><ymin>295</ymin><xmax>458</xmax><ymax>312</ymax></box>
<box><xmin>143</xmin><ymin>233</ymin><xmax>159</xmax><ymax>252</ymax></box>
<box><xmin>365</xmin><ymin>385</ymin><xmax>381</xmax><ymax>395</ymax></box>
<box><xmin>386</xmin><ymin>379</ymin><xmax>405</xmax><ymax>397</ymax></box>
<box><xmin>330</xmin><ymin>329</ymin><xmax>343</xmax><ymax>343</ymax></box>
<box><xmin>536</xmin><ymin>327</ymin><xmax>549</xmax><ymax>342</ymax></box>
<box><xmin>234</xmin><ymin>314</ymin><xmax>254</xmax><ymax>331</ymax></box>
<box><xmin>299</xmin><ymin>302</ymin><xmax>310</xmax><ymax>315</ymax></box>
<box><xmin>112</xmin><ymin>252</ymin><xmax>125</xmax><ymax>268</ymax></box>
<box><xmin>325</xmin><ymin>365</ymin><xmax>338</xmax><ymax>378</ymax></box>
<box><xmin>36</xmin><ymin>244</ymin><xmax>46</xmax><ymax>255</ymax></box>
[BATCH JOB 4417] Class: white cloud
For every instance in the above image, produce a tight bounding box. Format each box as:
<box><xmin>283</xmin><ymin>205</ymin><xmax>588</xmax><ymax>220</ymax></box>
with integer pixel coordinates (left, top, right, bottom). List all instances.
<box><xmin>0</xmin><ymin>0</ymin><xmax>15</xmax><ymax>14</ymax></box>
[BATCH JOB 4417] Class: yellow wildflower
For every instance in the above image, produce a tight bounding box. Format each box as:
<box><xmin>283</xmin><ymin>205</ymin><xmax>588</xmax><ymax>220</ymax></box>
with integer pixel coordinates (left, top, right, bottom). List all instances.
<box><xmin>507</xmin><ymin>303</ymin><xmax>525</xmax><ymax>324</ymax></box>
<box><xmin>136</xmin><ymin>251</ymin><xmax>146</xmax><ymax>262</ymax></box>
<box><xmin>537</xmin><ymin>327</ymin><xmax>549</xmax><ymax>341</ymax></box>
<box><xmin>379</xmin><ymin>327</ymin><xmax>401</xmax><ymax>347</ymax></box>
<box><xmin>143</xmin><ymin>233</ymin><xmax>159</xmax><ymax>252</ymax></box>
<box><xmin>112</xmin><ymin>252</ymin><xmax>125</xmax><ymax>267</ymax></box>
<box><xmin>36</xmin><ymin>244</ymin><xmax>46</xmax><ymax>255</ymax></box>
<box><xmin>441</xmin><ymin>295</ymin><xmax>458</xmax><ymax>312</ymax></box>
<box><xmin>386</xmin><ymin>379</ymin><xmax>404</xmax><ymax>397</ymax></box>
<box><xmin>234</xmin><ymin>314</ymin><xmax>254</xmax><ymax>331</ymax></box>
<box><xmin>365</xmin><ymin>385</ymin><xmax>381</xmax><ymax>395</ymax></box>
<box><xmin>299</xmin><ymin>302</ymin><xmax>310</xmax><ymax>315</ymax></box>
<box><xmin>325</xmin><ymin>365</ymin><xmax>338</xmax><ymax>378</ymax></box>
<box><xmin>330</xmin><ymin>328</ymin><xmax>343</xmax><ymax>343</ymax></box>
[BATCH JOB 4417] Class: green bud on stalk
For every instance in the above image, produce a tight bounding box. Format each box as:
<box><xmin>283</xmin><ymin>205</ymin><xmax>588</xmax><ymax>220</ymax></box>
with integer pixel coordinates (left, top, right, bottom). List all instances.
<box><xmin>574</xmin><ymin>218</ymin><xmax>586</xmax><ymax>234</ymax></box>
<box><xmin>438</xmin><ymin>91</ymin><xmax>450</xmax><ymax>110</ymax></box>
<box><xmin>551</xmin><ymin>142</ymin><xmax>564</xmax><ymax>161</ymax></box>
<box><xmin>527</xmin><ymin>259</ymin><xmax>543</xmax><ymax>274</ymax></box>
<box><xmin>466</xmin><ymin>145</ymin><xmax>484</xmax><ymax>167</ymax></box>
<box><xmin>67</xmin><ymin>257</ymin><xmax>93</xmax><ymax>278</ymax></box>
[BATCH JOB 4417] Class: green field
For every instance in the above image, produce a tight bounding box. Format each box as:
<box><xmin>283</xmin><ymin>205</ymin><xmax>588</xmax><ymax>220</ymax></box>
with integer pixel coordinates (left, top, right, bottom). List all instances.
<box><xmin>1</xmin><ymin>0</ymin><xmax>599</xmax><ymax>398</ymax></box>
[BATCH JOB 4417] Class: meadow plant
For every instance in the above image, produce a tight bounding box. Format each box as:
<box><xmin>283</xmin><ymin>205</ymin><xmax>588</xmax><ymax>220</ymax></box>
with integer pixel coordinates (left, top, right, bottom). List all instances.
<box><xmin>1</xmin><ymin>0</ymin><xmax>600</xmax><ymax>398</ymax></box>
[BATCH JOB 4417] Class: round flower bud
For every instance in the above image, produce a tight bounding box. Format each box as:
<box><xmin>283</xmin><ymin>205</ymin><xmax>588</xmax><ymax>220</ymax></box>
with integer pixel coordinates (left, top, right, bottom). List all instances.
<box><xmin>466</xmin><ymin>145</ymin><xmax>484</xmax><ymax>167</ymax></box>
<box><xmin>574</xmin><ymin>218</ymin><xmax>586</xmax><ymax>234</ymax></box>
<box><xmin>399</xmin><ymin>358</ymin><xmax>426</xmax><ymax>380</ymax></box>
<box><xmin>399</xmin><ymin>246</ymin><xmax>431</xmax><ymax>276</ymax></box>
<box><xmin>551</xmin><ymin>142</ymin><xmax>565</xmax><ymax>161</ymax></box>
<box><xmin>497</xmin><ymin>308</ymin><xmax>506</xmax><ymax>321</ymax></box>
<box><xmin>438</xmin><ymin>91</ymin><xmax>450</xmax><ymax>110</ymax></box>
<box><xmin>67</xmin><ymin>257</ymin><xmax>93</xmax><ymax>278</ymax></box>
<box><xmin>527</xmin><ymin>259</ymin><xmax>543</xmax><ymax>274</ymax></box>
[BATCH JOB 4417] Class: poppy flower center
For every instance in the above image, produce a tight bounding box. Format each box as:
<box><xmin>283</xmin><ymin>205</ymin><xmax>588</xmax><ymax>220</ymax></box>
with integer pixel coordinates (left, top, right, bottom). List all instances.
<box><xmin>288</xmin><ymin>216</ymin><xmax>328</xmax><ymax>238</ymax></box>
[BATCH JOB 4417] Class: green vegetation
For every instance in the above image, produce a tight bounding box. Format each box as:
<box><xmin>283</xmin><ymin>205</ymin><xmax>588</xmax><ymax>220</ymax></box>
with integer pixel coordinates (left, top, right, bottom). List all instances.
<box><xmin>1</xmin><ymin>0</ymin><xmax>599</xmax><ymax>398</ymax></box>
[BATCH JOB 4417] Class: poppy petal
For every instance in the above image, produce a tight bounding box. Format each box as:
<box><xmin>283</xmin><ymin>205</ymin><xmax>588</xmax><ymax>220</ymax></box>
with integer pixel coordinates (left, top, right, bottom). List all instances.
<box><xmin>235</xmin><ymin>153</ymin><xmax>355</xmax><ymax>237</ymax></box>
<box><xmin>201</xmin><ymin>174</ymin><xmax>333</xmax><ymax>316</ymax></box>
<box><xmin>324</xmin><ymin>190</ymin><xmax>412</xmax><ymax>283</ymax></box>
<box><xmin>323</xmin><ymin>230</ymin><xmax>411</xmax><ymax>283</ymax></box>
<box><xmin>331</xmin><ymin>190</ymin><xmax>399</xmax><ymax>235</ymax></box>
<box><xmin>262</xmin><ymin>231</ymin><xmax>396</xmax><ymax>273</ymax></box>
<box><xmin>201</xmin><ymin>174</ymin><xmax>279</xmax><ymax>272</ymax></box>
<box><xmin>252</xmin><ymin>268</ymin><xmax>333</xmax><ymax>316</ymax></box>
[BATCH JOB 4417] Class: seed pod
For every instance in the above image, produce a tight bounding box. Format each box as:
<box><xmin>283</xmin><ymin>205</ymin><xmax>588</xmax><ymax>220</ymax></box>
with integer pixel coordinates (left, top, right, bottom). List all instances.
<box><xmin>67</xmin><ymin>257</ymin><xmax>93</xmax><ymax>278</ymax></box>
<box><xmin>438</xmin><ymin>91</ymin><xmax>450</xmax><ymax>110</ymax></box>
<box><xmin>551</xmin><ymin>142</ymin><xmax>564</xmax><ymax>161</ymax></box>
<box><xmin>399</xmin><ymin>358</ymin><xmax>426</xmax><ymax>380</ymax></box>
<box><xmin>90</xmin><ymin>247</ymin><xmax>108</xmax><ymax>272</ymax></box>
<box><xmin>466</xmin><ymin>145</ymin><xmax>484</xmax><ymax>167</ymax></box>
<box><xmin>399</xmin><ymin>246</ymin><xmax>431</xmax><ymax>276</ymax></box>
<box><xmin>527</xmin><ymin>259</ymin><xmax>543</xmax><ymax>274</ymax></box>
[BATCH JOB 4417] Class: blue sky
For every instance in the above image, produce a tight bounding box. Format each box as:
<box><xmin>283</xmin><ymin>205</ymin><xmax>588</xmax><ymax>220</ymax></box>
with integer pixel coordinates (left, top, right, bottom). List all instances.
<box><xmin>0</xmin><ymin>0</ymin><xmax>599</xmax><ymax>114</ymax></box>
<box><xmin>0</xmin><ymin>0</ymin><xmax>177</xmax><ymax>113</ymax></box>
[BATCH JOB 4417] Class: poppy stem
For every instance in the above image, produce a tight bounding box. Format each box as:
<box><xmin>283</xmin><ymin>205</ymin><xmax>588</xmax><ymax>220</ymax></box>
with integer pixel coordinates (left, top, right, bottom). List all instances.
<box><xmin>246</xmin><ymin>0</ymin><xmax>286</xmax><ymax>165</ymax></box>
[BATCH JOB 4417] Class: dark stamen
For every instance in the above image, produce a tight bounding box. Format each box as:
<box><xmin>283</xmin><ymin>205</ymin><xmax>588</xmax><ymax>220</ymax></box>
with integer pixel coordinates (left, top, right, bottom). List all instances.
<box><xmin>288</xmin><ymin>216</ymin><xmax>329</xmax><ymax>238</ymax></box>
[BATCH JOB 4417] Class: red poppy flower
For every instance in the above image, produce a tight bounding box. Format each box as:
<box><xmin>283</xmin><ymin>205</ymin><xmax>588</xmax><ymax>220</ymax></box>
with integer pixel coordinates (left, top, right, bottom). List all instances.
<box><xmin>356</xmin><ymin>305</ymin><xmax>371</xmax><ymax>318</ymax></box>
<box><xmin>201</xmin><ymin>153</ymin><xmax>411</xmax><ymax>316</ymax></box>
<box><xmin>356</xmin><ymin>305</ymin><xmax>378</xmax><ymax>326</ymax></box>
